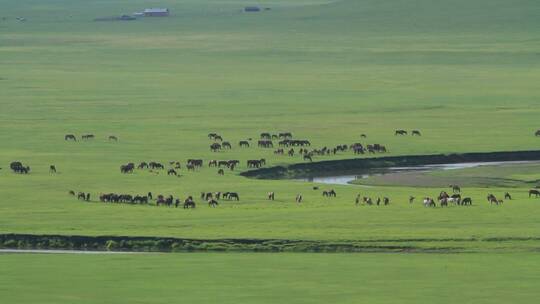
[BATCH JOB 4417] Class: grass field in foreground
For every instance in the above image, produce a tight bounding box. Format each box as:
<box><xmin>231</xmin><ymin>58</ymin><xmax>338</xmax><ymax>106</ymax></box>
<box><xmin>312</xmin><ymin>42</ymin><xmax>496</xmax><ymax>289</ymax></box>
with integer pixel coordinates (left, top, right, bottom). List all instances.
<box><xmin>1</xmin><ymin>0</ymin><xmax>540</xmax><ymax>246</ymax></box>
<box><xmin>1</xmin><ymin>252</ymin><xmax>539</xmax><ymax>304</ymax></box>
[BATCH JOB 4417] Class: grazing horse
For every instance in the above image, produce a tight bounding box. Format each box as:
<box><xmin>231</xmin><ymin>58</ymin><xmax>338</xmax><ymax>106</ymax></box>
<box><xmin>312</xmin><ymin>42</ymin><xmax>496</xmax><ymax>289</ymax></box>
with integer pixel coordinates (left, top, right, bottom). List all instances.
<box><xmin>303</xmin><ymin>154</ymin><xmax>313</xmax><ymax>162</ymax></box>
<box><xmin>461</xmin><ymin>197</ymin><xmax>472</xmax><ymax>205</ymax></box>
<box><xmin>322</xmin><ymin>189</ymin><xmax>336</xmax><ymax>197</ymax></box>
<box><xmin>184</xmin><ymin>197</ymin><xmax>196</xmax><ymax>209</ymax></box>
<box><xmin>49</xmin><ymin>165</ymin><xmax>57</xmax><ymax>173</ymax></box>
<box><xmin>149</xmin><ymin>162</ymin><xmax>164</xmax><ymax>170</ymax></box>
<box><xmin>208</xmin><ymin>199</ymin><xmax>218</xmax><ymax>207</ymax></box>
<box><xmin>65</xmin><ymin>134</ymin><xmax>77</xmax><ymax>141</ymax></box>
<box><xmin>210</xmin><ymin>143</ymin><xmax>222</xmax><ymax>152</ymax></box>
<box><xmin>267</xmin><ymin>192</ymin><xmax>275</xmax><ymax>201</ymax></box>
<box><xmin>529</xmin><ymin>189</ymin><xmax>540</xmax><ymax>198</ymax></box>
<box><xmin>68</xmin><ymin>190</ymin><xmax>75</xmax><ymax>196</ymax></box>
<box><xmin>411</xmin><ymin>130</ymin><xmax>421</xmax><ymax>136</ymax></box>
<box><xmin>409</xmin><ymin>196</ymin><xmax>415</xmax><ymax>204</ymax></box>
<box><xmin>120</xmin><ymin>163</ymin><xmax>134</xmax><ymax>174</ymax></box>
<box><xmin>82</xmin><ymin>134</ymin><xmax>94</xmax><ymax>140</ymax></box>
<box><xmin>487</xmin><ymin>194</ymin><xmax>500</xmax><ymax>205</ymax></box>
<box><xmin>222</xmin><ymin>141</ymin><xmax>232</xmax><ymax>149</ymax></box>
<box><xmin>383</xmin><ymin>197</ymin><xmax>390</xmax><ymax>206</ymax></box>
<box><xmin>10</xmin><ymin>162</ymin><xmax>30</xmax><ymax>174</ymax></box>
<box><xmin>449</xmin><ymin>185</ymin><xmax>461</xmax><ymax>193</ymax></box>
<box><xmin>167</xmin><ymin>169</ymin><xmax>177</xmax><ymax>176</ymax></box>
<box><xmin>360</xmin><ymin>134</ymin><xmax>367</xmax><ymax>138</ymax></box>
<box><xmin>535</xmin><ymin>130</ymin><xmax>540</xmax><ymax>137</ymax></box>
<box><xmin>363</xmin><ymin>197</ymin><xmax>373</xmax><ymax>205</ymax></box>
<box><xmin>395</xmin><ymin>130</ymin><xmax>407</xmax><ymax>136</ymax></box>
<box><xmin>296</xmin><ymin>194</ymin><xmax>303</xmax><ymax>203</ymax></box>
<box><xmin>239</xmin><ymin>140</ymin><xmax>249</xmax><ymax>148</ymax></box>
<box><xmin>447</xmin><ymin>197</ymin><xmax>460</xmax><ymax>205</ymax></box>
<box><xmin>438</xmin><ymin>191</ymin><xmax>450</xmax><ymax>201</ymax></box>
<box><xmin>423</xmin><ymin>197</ymin><xmax>436</xmax><ymax>207</ymax></box>
<box><xmin>77</xmin><ymin>192</ymin><xmax>86</xmax><ymax>201</ymax></box>
<box><xmin>440</xmin><ymin>197</ymin><xmax>448</xmax><ymax>207</ymax></box>
<box><xmin>108</xmin><ymin>135</ymin><xmax>118</xmax><ymax>141</ymax></box>
<box><xmin>227</xmin><ymin>192</ymin><xmax>240</xmax><ymax>201</ymax></box>
<box><xmin>504</xmin><ymin>192</ymin><xmax>512</xmax><ymax>200</ymax></box>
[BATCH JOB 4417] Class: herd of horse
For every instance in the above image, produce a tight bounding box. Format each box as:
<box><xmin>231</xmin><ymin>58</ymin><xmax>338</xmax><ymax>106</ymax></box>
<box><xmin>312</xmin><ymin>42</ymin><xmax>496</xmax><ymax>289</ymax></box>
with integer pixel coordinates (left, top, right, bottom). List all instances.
<box><xmin>5</xmin><ymin>130</ymin><xmax>540</xmax><ymax>213</ymax></box>
<box><xmin>64</xmin><ymin>134</ymin><xmax>117</xmax><ymax>142</ymax></box>
<box><xmin>69</xmin><ymin>190</ymin><xmax>246</xmax><ymax>209</ymax></box>
<box><xmin>9</xmin><ymin>161</ymin><xmax>31</xmax><ymax>174</ymax></box>
<box><xmin>395</xmin><ymin>130</ymin><xmax>422</xmax><ymax>136</ymax></box>
<box><xmin>69</xmin><ymin>183</ymin><xmax>540</xmax><ymax>210</ymax></box>
<box><xmin>208</xmin><ymin>131</ymin><xmax>389</xmax><ymax>162</ymax></box>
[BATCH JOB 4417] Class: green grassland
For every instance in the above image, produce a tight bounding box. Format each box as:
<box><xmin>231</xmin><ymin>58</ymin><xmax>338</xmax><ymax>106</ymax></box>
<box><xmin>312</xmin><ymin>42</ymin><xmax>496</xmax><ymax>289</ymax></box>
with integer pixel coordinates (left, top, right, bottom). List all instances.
<box><xmin>1</xmin><ymin>0</ymin><xmax>540</xmax><ymax>250</ymax></box>
<box><xmin>2</xmin><ymin>1</ymin><xmax>540</xmax><ymax>302</ymax></box>
<box><xmin>1</xmin><ymin>252</ymin><xmax>539</xmax><ymax>304</ymax></box>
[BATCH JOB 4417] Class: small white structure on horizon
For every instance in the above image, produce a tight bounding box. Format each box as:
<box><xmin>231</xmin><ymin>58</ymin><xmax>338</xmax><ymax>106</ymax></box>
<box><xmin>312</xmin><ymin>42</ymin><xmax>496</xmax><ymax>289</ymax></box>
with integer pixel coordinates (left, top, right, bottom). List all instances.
<box><xmin>143</xmin><ymin>8</ymin><xmax>170</xmax><ymax>17</ymax></box>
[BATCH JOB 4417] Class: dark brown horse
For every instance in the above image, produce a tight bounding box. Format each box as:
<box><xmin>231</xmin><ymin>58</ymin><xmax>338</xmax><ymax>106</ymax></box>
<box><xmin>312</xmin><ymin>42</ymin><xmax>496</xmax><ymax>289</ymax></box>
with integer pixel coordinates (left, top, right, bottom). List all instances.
<box><xmin>529</xmin><ymin>189</ymin><xmax>540</xmax><ymax>198</ymax></box>
<box><xmin>395</xmin><ymin>130</ymin><xmax>407</xmax><ymax>136</ymax></box>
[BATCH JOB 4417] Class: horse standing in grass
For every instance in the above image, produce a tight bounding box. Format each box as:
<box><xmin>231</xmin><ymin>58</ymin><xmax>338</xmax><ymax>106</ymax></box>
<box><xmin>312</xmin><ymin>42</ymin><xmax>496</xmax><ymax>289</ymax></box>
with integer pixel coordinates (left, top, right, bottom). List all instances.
<box><xmin>184</xmin><ymin>197</ymin><xmax>196</xmax><ymax>209</ymax></box>
<box><xmin>462</xmin><ymin>197</ymin><xmax>472</xmax><ymax>205</ymax></box>
<box><xmin>529</xmin><ymin>189</ymin><xmax>540</xmax><ymax>198</ymax></box>
<box><xmin>423</xmin><ymin>197</ymin><xmax>436</xmax><ymax>207</ymax></box>
<box><xmin>449</xmin><ymin>185</ymin><xmax>461</xmax><ymax>193</ymax></box>
<box><xmin>208</xmin><ymin>199</ymin><xmax>218</xmax><ymax>207</ymax></box>
<box><xmin>322</xmin><ymin>190</ymin><xmax>336</xmax><ymax>197</ymax></box>
<box><xmin>395</xmin><ymin>130</ymin><xmax>407</xmax><ymax>136</ymax></box>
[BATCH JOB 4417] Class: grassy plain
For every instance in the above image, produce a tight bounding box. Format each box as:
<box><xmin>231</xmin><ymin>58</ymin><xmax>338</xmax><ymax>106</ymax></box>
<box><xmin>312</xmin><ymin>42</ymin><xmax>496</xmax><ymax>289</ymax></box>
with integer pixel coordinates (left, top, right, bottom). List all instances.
<box><xmin>1</xmin><ymin>252</ymin><xmax>540</xmax><ymax>304</ymax></box>
<box><xmin>2</xmin><ymin>0</ymin><xmax>540</xmax><ymax>302</ymax></box>
<box><xmin>1</xmin><ymin>0</ymin><xmax>539</xmax><ymax>242</ymax></box>
<box><xmin>1</xmin><ymin>0</ymin><xmax>540</xmax><ymax>246</ymax></box>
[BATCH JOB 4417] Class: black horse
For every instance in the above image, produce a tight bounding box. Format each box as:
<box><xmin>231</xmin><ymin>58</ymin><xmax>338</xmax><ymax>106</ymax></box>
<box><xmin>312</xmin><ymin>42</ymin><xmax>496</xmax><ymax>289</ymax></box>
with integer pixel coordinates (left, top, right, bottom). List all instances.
<box><xmin>395</xmin><ymin>130</ymin><xmax>407</xmax><ymax>136</ymax></box>
<box><xmin>184</xmin><ymin>197</ymin><xmax>196</xmax><ymax>209</ymax></box>
<box><xmin>208</xmin><ymin>199</ymin><xmax>218</xmax><ymax>207</ymax></box>
<box><xmin>529</xmin><ymin>189</ymin><xmax>540</xmax><ymax>198</ymax></box>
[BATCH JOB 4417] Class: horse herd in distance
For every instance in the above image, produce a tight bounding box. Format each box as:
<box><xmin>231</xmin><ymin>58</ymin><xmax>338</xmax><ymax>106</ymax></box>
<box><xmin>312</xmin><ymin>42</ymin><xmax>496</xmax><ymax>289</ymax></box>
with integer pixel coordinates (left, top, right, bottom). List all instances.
<box><xmin>207</xmin><ymin>131</ymin><xmax>395</xmax><ymax>162</ymax></box>
<box><xmin>67</xmin><ymin>184</ymin><xmax>540</xmax><ymax>211</ymax></box>
<box><xmin>64</xmin><ymin>134</ymin><xmax>118</xmax><ymax>142</ymax></box>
